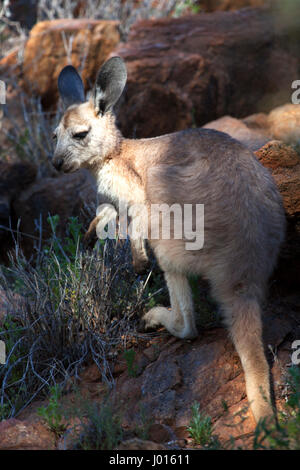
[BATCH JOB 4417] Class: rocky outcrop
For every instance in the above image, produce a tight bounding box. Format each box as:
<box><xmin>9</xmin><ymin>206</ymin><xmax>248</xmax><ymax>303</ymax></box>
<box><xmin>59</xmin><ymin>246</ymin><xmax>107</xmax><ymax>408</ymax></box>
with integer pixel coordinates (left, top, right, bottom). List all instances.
<box><xmin>267</xmin><ymin>104</ymin><xmax>300</xmax><ymax>145</ymax></box>
<box><xmin>204</xmin><ymin>104</ymin><xmax>300</xmax><ymax>150</ymax></box>
<box><xmin>22</xmin><ymin>19</ymin><xmax>121</xmax><ymax>107</ymax></box>
<box><xmin>200</xmin><ymin>0</ymin><xmax>271</xmax><ymax>11</ymax></box>
<box><xmin>114</xmin><ymin>9</ymin><xmax>300</xmax><ymax>138</ymax></box>
<box><xmin>0</xmin><ymin>418</ymin><xmax>55</xmax><ymax>450</ymax></box>
<box><xmin>203</xmin><ymin>115</ymin><xmax>270</xmax><ymax>151</ymax></box>
<box><xmin>0</xmin><ymin>163</ymin><xmax>97</xmax><ymax>262</ymax></box>
<box><xmin>255</xmin><ymin>141</ymin><xmax>300</xmax><ymax>290</ymax></box>
<box><xmin>2</xmin><ymin>301</ymin><xmax>297</xmax><ymax>450</ymax></box>
<box><xmin>0</xmin><ymin>162</ymin><xmax>37</xmax><ymax>264</ymax></box>
<box><xmin>3</xmin><ymin>0</ymin><xmax>38</xmax><ymax>30</ymax></box>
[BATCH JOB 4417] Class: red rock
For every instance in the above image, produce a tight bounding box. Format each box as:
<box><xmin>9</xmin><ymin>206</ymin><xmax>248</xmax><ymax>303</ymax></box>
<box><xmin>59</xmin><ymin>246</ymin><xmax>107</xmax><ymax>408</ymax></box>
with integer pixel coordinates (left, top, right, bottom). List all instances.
<box><xmin>203</xmin><ymin>115</ymin><xmax>270</xmax><ymax>151</ymax></box>
<box><xmin>148</xmin><ymin>423</ymin><xmax>175</xmax><ymax>443</ymax></box>
<box><xmin>203</xmin><ymin>104</ymin><xmax>300</xmax><ymax>150</ymax></box>
<box><xmin>116</xmin><ymin>438</ymin><xmax>166</xmax><ymax>450</ymax></box>
<box><xmin>201</xmin><ymin>0</ymin><xmax>270</xmax><ymax>11</ymax></box>
<box><xmin>255</xmin><ymin>141</ymin><xmax>300</xmax><ymax>217</ymax></box>
<box><xmin>255</xmin><ymin>140</ymin><xmax>299</xmax><ymax>171</ymax></box>
<box><xmin>212</xmin><ymin>399</ymin><xmax>255</xmax><ymax>444</ymax></box>
<box><xmin>0</xmin><ymin>418</ymin><xmax>55</xmax><ymax>450</ymax></box>
<box><xmin>79</xmin><ymin>363</ymin><xmax>102</xmax><ymax>383</ymax></box>
<box><xmin>22</xmin><ymin>19</ymin><xmax>121</xmax><ymax>107</ymax></box>
<box><xmin>11</xmin><ymin>169</ymin><xmax>97</xmax><ymax>258</ymax></box>
<box><xmin>114</xmin><ymin>9</ymin><xmax>300</xmax><ymax>138</ymax></box>
<box><xmin>267</xmin><ymin>104</ymin><xmax>300</xmax><ymax>145</ymax></box>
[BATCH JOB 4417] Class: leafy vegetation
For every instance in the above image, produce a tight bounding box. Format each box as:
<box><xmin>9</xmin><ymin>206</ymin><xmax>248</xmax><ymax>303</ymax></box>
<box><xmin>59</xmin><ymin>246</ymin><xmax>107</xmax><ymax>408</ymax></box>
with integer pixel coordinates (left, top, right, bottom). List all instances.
<box><xmin>67</xmin><ymin>395</ymin><xmax>124</xmax><ymax>450</ymax></box>
<box><xmin>123</xmin><ymin>348</ymin><xmax>138</xmax><ymax>378</ymax></box>
<box><xmin>37</xmin><ymin>385</ymin><xmax>66</xmax><ymax>436</ymax></box>
<box><xmin>253</xmin><ymin>366</ymin><xmax>300</xmax><ymax>450</ymax></box>
<box><xmin>187</xmin><ymin>402</ymin><xmax>218</xmax><ymax>447</ymax></box>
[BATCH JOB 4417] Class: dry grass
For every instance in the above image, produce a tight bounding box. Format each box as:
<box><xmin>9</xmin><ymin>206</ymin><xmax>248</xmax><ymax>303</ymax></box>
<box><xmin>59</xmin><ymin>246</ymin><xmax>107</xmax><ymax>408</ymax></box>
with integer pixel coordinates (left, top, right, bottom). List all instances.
<box><xmin>0</xmin><ymin>217</ymin><xmax>164</xmax><ymax>419</ymax></box>
<box><xmin>1</xmin><ymin>91</ymin><xmax>61</xmax><ymax>176</ymax></box>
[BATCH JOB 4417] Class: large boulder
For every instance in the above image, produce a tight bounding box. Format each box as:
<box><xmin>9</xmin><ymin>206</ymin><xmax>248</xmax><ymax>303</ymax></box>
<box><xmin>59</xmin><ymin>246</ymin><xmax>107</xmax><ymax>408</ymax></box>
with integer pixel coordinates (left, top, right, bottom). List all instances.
<box><xmin>255</xmin><ymin>141</ymin><xmax>300</xmax><ymax>291</ymax></box>
<box><xmin>22</xmin><ymin>19</ymin><xmax>121</xmax><ymax>107</ymax></box>
<box><xmin>0</xmin><ymin>161</ymin><xmax>37</xmax><ymax>264</ymax></box>
<box><xmin>12</xmin><ymin>169</ymin><xmax>97</xmax><ymax>258</ymax></box>
<box><xmin>0</xmin><ymin>418</ymin><xmax>55</xmax><ymax>450</ymax></box>
<box><xmin>3</xmin><ymin>0</ymin><xmax>38</xmax><ymax>30</ymax></box>
<box><xmin>114</xmin><ymin>9</ymin><xmax>300</xmax><ymax>138</ymax></box>
<box><xmin>203</xmin><ymin>115</ymin><xmax>270</xmax><ymax>151</ymax></box>
<box><xmin>13</xmin><ymin>304</ymin><xmax>299</xmax><ymax>450</ymax></box>
<box><xmin>200</xmin><ymin>0</ymin><xmax>271</xmax><ymax>11</ymax></box>
<box><xmin>0</xmin><ymin>163</ymin><xmax>97</xmax><ymax>262</ymax></box>
<box><xmin>203</xmin><ymin>103</ymin><xmax>300</xmax><ymax>150</ymax></box>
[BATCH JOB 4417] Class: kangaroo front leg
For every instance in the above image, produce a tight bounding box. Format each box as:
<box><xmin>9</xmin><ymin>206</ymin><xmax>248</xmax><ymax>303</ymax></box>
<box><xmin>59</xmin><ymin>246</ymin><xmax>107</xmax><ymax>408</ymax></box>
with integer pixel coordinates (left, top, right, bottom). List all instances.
<box><xmin>130</xmin><ymin>237</ymin><xmax>149</xmax><ymax>274</ymax></box>
<box><xmin>143</xmin><ymin>272</ymin><xmax>198</xmax><ymax>339</ymax></box>
<box><xmin>128</xmin><ymin>204</ymin><xmax>149</xmax><ymax>274</ymax></box>
<box><xmin>84</xmin><ymin>203</ymin><xmax>117</xmax><ymax>246</ymax></box>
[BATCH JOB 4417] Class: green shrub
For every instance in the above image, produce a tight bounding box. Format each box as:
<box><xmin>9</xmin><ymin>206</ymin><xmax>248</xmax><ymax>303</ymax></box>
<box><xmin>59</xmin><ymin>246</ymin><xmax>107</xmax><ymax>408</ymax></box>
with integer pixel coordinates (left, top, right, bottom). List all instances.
<box><xmin>37</xmin><ymin>385</ymin><xmax>66</xmax><ymax>436</ymax></box>
<box><xmin>253</xmin><ymin>366</ymin><xmax>300</xmax><ymax>450</ymax></box>
<box><xmin>73</xmin><ymin>399</ymin><xmax>123</xmax><ymax>450</ymax></box>
<box><xmin>187</xmin><ymin>402</ymin><xmax>214</xmax><ymax>446</ymax></box>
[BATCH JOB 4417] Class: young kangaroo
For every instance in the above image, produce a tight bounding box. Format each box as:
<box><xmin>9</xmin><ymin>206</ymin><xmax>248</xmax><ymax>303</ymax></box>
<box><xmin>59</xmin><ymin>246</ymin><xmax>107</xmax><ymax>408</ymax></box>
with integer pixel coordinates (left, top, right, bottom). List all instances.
<box><xmin>53</xmin><ymin>57</ymin><xmax>286</xmax><ymax>424</ymax></box>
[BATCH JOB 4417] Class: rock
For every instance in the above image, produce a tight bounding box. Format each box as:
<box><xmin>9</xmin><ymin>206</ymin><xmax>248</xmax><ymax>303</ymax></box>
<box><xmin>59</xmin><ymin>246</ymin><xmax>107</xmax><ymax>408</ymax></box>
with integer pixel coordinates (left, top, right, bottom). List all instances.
<box><xmin>255</xmin><ymin>140</ymin><xmax>300</xmax><ymax>171</ymax></box>
<box><xmin>212</xmin><ymin>399</ymin><xmax>255</xmax><ymax>446</ymax></box>
<box><xmin>203</xmin><ymin>104</ymin><xmax>300</xmax><ymax>150</ymax></box>
<box><xmin>116</xmin><ymin>438</ymin><xmax>167</xmax><ymax>450</ymax></box>
<box><xmin>0</xmin><ymin>288</ymin><xmax>25</xmax><ymax>326</ymax></box>
<box><xmin>203</xmin><ymin>116</ymin><xmax>270</xmax><ymax>151</ymax></box>
<box><xmin>255</xmin><ymin>141</ymin><xmax>300</xmax><ymax>290</ymax></box>
<box><xmin>22</xmin><ymin>19</ymin><xmax>121</xmax><ymax>107</ymax></box>
<box><xmin>0</xmin><ymin>161</ymin><xmax>37</xmax><ymax>263</ymax></box>
<box><xmin>0</xmin><ymin>418</ymin><xmax>55</xmax><ymax>450</ymax></box>
<box><xmin>148</xmin><ymin>423</ymin><xmax>175</xmax><ymax>443</ymax></box>
<box><xmin>200</xmin><ymin>0</ymin><xmax>271</xmax><ymax>11</ymax></box>
<box><xmin>11</xmin><ymin>169</ymin><xmax>97</xmax><ymax>258</ymax></box>
<box><xmin>267</xmin><ymin>104</ymin><xmax>300</xmax><ymax>145</ymax></box>
<box><xmin>3</xmin><ymin>0</ymin><xmax>38</xmax><ymax>30</ymax></box>
<box><xmin>113</xmin><ymin>307</ymin><xmax>297</xmax><ymax>448</ymax></box>
<box><xmin>0</xmin><ymin>161</ymin><xmax>37</xmax><ymax>212</ymax></box>
<box><xmin>2</xmin><ymin>302</ymin><xmax>297</xmax><ymax>450</ymax></box>
<box><xmin>0</xmin><ymin>163</ymin><xmax>98</xmax><ymax>262</ymax></box>
<box><xmin>114</xmin><ymin>9</ymin><xmax>300</xmax><ymax>138</ymax></box>
<box><xmin>255</xmin><ymin>141</ymin><xmax>300</xmax><ymax>218</ymax></box>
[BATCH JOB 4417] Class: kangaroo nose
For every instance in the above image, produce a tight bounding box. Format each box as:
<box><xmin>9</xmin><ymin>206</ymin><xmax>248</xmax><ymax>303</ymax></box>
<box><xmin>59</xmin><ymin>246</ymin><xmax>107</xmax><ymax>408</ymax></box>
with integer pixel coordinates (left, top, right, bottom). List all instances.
<box><xmin>53</xmin><ymin>158</ymin><xmax>63</xmax><ymax>171</ymax></box>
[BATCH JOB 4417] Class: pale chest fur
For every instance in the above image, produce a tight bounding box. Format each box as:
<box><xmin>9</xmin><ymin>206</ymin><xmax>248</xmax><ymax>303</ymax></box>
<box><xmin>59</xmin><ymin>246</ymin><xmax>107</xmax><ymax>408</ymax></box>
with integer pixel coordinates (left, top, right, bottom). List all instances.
<box><xmin>96</xmin><ymin>159</ymin><xmax>146</xmax><ymax>208</ymax></box>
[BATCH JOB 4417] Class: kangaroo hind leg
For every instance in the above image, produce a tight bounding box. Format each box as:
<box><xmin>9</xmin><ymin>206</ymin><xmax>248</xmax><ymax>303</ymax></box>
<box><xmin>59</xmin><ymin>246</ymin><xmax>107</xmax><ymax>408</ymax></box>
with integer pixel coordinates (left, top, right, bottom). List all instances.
<box><xmin>143</xmin><ymin>271</ymin><xmax>198</xmax><ymax>339</ymax></box>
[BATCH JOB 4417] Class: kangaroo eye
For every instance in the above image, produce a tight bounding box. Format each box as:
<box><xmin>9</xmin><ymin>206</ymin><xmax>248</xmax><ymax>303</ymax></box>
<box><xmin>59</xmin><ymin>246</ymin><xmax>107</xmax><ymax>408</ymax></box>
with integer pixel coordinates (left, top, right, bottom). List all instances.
<box><xmin>73</xmin><ymin>131</ymin><xmax>89</xmax><ymax>140</ymax></box>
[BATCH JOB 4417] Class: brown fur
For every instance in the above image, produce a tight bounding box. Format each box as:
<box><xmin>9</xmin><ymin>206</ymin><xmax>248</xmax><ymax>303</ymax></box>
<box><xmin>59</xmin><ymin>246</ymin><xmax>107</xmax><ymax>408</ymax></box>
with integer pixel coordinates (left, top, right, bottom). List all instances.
<box><xmin>54</xmin><ymin>68</ymin><xmax>286</xmax><ymax>424</ymax></box>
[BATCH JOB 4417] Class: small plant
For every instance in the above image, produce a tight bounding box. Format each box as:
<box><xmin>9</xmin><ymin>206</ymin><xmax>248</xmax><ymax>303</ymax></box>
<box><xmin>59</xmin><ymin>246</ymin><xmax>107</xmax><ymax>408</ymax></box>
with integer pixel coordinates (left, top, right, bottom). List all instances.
<box><xmin>74</xmin><ymin>400</ymin><xmax>123</xmax><ymax>450</ymax></box>
<box><xmin>187</xmin><ymin>402</ymin><xmax>213</xmax><ymax>446</ymax></box>
<box><xmin>221</xmin><ymin>398</ymin><xmax>229</xmax><ymax>413</ymax></box>
<box><xmin>253</xmin><ymin>366</ymin><xmax>300</xmax><ymax>450</ymax></box>
<box><xmin>173</xmin><ymin>0</ymin><xmax>201</xmax><ymax>17</ymax></box>
<box><xmin>0</xmin><ymin>403</ymin><xmax>10</xmax><ymax>421</ymax></box>
<box><xmin>37</xmin><ymin>385</ymin><xmax>66</xmax><ymax>436</ymax></box>
<box><xmin>123</xmin><ymin>348</ymin><xmax>138</xmax><ymax>378</ymax></box>
<box><xmin>135</xmin><ymin>403</ymin><xmax>154</xmax><ymax>440</ymax></box>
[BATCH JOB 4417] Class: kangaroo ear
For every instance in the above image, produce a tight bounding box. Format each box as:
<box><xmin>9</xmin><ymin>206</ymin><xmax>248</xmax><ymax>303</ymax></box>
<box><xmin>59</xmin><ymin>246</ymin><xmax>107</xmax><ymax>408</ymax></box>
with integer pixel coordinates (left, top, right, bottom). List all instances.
<box><xmin>58</xmin><ymin>65</ymin><xmax>85</xmax><ymax>108</ymax></box>
<box><xmin>93</xmin><ymin>56</ymin><xmax>127</xmax><ymax>116</ymax></box>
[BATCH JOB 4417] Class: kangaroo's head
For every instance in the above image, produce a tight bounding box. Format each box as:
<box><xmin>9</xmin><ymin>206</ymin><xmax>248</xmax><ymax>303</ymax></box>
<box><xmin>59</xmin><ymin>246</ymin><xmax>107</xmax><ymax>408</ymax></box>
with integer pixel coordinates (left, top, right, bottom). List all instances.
<box><xmin>52</xmin><ymin>56</ymin><xmax>127</xmax><ymax>173</ymax></box>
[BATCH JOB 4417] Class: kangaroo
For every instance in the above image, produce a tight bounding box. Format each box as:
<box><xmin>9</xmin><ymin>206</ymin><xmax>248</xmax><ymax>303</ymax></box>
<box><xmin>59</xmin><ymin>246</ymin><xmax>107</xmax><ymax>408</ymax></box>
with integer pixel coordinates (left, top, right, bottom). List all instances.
<box><xmin>53</xmin><ymin>57</ymin><xmax>286</xmax><ymax>424</ymax></box>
